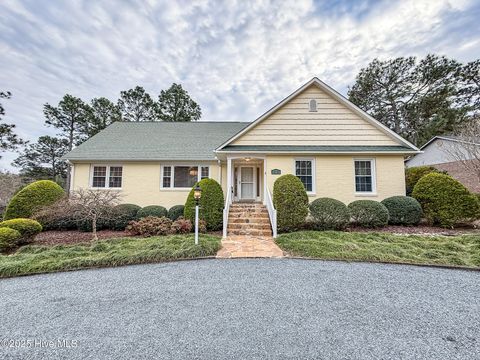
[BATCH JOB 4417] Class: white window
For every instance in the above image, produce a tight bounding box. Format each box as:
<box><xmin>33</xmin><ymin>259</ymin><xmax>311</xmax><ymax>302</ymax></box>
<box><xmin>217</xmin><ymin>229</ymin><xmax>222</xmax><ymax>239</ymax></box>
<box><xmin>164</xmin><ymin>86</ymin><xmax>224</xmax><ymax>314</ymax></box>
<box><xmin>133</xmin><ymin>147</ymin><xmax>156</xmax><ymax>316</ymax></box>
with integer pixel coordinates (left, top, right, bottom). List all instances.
<box><xmin>309</xmin><ymin>99</ymin><xmax>317</xmax><ymax>112</ymax></box>
<box><xmin>91</xmin><ymin>165</ymin><xmax>122</xmax><ymax>188</ymax></box>
<box><xmin>161</xmin><ymin>165</ymin><xmax>210</xmax><ymax>189</ymax></box>
<box><xmin>295</xmin><ymin>159</ymin><xmax>315</xmax><ymax>193</ymax></box>
<box><xmin>354</xmin><ymin>159</ymin><xmax>376</xmax><ymax>194</ymax></box>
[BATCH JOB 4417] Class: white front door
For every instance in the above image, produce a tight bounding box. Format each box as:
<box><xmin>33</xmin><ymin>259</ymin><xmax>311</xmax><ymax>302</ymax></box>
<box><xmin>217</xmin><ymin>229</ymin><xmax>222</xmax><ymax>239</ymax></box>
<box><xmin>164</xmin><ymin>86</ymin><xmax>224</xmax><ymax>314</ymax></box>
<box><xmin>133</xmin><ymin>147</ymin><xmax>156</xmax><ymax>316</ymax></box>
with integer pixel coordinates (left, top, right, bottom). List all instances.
<box><xmin>239</xmin><ymin>166</ymin><xmax>255</xmax><ymax>200</ymax></box>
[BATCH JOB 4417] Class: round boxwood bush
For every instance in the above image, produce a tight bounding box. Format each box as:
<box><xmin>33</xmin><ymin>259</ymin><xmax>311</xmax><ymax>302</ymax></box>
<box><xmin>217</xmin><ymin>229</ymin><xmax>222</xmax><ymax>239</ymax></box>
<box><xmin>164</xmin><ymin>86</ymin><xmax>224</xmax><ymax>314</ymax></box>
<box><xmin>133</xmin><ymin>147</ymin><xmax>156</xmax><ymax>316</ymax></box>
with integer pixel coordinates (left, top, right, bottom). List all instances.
<box><xmin>273</xmin><ymin>174</ymin><xmax>309</xmax><ymax>232</ymax></box>
<box><xmin>184</xmin><ymin>179</ymin><xmax>224</xmax><ymax>231</ymax></box>
<box><xmin>348</xmin><ymin>200</ymin><xmax>389</xmax><ymax>228</ymax></box>
<box><xmin>309</xmin><ymin>198</ymin><xmax>350</xmax><ymax>230</ymax></box>
<box><xmin>0</xmin><ymin>218</ymin><xmax>42</xmax><ymax>243</ymax></box>
<box><xmin>137</xmin><ymin>205</ymin><xmax>168</xmax><ymax>219</ymax></box>
<box><xmin>405</xmin><ymin>166</ymin><xmax>441</xmax><ymax>195</ymax></box>
<box><xmin>381</xmin><ymin>196</ymin><xmax>422</xmax><ymax>226</ymax></box>
<box><xmin>3</xmin><ymin>180</ymin><xmax>65</xmax><ymax>220</ymax></box>
<box><xmin>168</xmin><ymin>205</ymin><xmax>185</xmax><ymax>221</ymax></box>
<box><xmin>412</xmin><ymin>173</ymin><xmax>480</xmax><ymax>227</ymax></box>
<box><xmin>109</xmin><ymin>204</ymin><xmax>141</xmax><ymax>231</ymax></box>
<box><xmin>0</xmin><ymin>227</ymin><xmax>22</xmax><ymax>252</ymax></box>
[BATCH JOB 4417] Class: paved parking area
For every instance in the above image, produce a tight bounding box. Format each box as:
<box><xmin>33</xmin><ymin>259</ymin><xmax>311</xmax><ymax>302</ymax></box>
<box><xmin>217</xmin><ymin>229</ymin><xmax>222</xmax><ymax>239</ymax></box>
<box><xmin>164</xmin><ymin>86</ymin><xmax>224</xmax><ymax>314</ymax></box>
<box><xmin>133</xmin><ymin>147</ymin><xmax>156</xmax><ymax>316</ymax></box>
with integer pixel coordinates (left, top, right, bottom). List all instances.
<box><xmin>0</xmin><ymin>259</ymin><xmax>479</xmax><ymax>359</ymax></box>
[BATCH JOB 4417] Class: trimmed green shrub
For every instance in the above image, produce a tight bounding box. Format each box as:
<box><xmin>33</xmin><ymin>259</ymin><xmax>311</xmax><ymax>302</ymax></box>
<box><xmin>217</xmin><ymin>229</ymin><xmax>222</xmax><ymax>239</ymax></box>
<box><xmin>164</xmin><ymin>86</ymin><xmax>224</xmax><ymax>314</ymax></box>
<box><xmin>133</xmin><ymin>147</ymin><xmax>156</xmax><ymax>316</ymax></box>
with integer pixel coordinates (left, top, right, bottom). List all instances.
<box><xmin>137</xmin><ymin>205</ymin><xmax>168</xmax><ymax>219</ymax></box>
<box><xmin>0</xmin><ymin>218</ymin><xmax>42</xmax><ymax>244</ymax></box>
<box><xmin>109</xmin><ymin>204</ymin><xmax>141</xmax><ymax>231</ymax></box>
<box><xmin>3</xmin><ymin>180</ymin><xmax>65</xmax><ymax>220</ymax></box>
<box><xmin>0</xmin><ymin>227</ymin><xmax>22</xmax><ymax>252</ymax></box>
<box><xmin>412</xmin><ymin>173</ymin><xmax>480</xmax><ymax>227</ymax></box>
<box><xmin>348</xmin><ymin>200</ymin><xmax>389</xmax><ymax>228</ymax></box>
<box><xmin>405</xmin><ymin>166</ymin><xmax>441</xmax><ymax>195</ymax></box>
<box><xmin>184</xmin><ymin>179</ymin><xmax>224</xmax><ymax>231</ymax></box>
<box><xmin>381</xmin><ymin>196</ymin><xmax>423</xmax><ymax>226</ymax></box>
<box><xmin>35</xmin><ymin>212</ymin><xmax>78</xmax><ymax>231</ymax></box>
<box><xmin>273</xmin><ymin>175</ymin><xmax>309</xmax><ymax>232</ymax></box>
<box><xmin>126</xmin><ymin>216</ymin><xmax>172</xmax><ymax>237</ymax></box>
<box><xmin>168</xmin><ymin>205</ymin><xmax>185</xmax><ymax>221</ymax></box>
<box><xmin>309</xmin><ymin>198</ymin><xmax>350</xmax><ymax>230</ymax></box>
<box><xmin>171</xmin><ymin>217</ymin><xmax>193</xmax><ymax>234</ymax></box>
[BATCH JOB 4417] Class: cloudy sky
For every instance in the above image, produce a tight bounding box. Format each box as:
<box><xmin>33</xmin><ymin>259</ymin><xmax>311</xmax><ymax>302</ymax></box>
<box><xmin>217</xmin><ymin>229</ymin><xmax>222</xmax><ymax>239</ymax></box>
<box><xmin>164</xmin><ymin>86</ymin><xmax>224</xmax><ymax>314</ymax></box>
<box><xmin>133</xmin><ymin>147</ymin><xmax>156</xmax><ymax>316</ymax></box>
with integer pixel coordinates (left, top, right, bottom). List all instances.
<box><xmin>1</xmin><ymin>0</ymin><xmax>479</xmax><ymax>170</ymax></box>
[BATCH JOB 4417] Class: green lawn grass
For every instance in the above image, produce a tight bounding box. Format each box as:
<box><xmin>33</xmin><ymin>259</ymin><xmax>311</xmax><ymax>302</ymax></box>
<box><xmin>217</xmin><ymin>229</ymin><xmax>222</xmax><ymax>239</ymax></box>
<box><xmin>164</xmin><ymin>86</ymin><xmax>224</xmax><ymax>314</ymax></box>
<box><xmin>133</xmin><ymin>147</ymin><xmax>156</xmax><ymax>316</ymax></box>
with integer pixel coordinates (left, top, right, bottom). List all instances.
<box><xmin>276</xmin><ymin>231</ymin><xmax>480</xmax><ymax>268</ymax></box>
<box><xmin>0</xmin><ymin>234</ymin><xmax>221</xmax><ymax>278</ymax></box>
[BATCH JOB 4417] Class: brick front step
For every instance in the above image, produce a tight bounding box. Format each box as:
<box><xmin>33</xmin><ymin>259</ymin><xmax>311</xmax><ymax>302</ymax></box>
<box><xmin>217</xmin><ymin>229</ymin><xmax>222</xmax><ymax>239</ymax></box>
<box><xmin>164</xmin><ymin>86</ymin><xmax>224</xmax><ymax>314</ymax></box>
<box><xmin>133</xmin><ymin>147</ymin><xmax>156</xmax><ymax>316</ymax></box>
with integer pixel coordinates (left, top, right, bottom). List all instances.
<box><xmin>227</xmin><ymin>203</ymin><xmax>272</xmax><ymax>237</ymax></box>
<box><xmin>228</xmin><ymin>229</ymin><xmax>273</xmax><ymax>236</ymax></box>
<box><xmin>228</xmin><ymin>223</ymin><xmax>272</xmax><ymax>230</ymax></box>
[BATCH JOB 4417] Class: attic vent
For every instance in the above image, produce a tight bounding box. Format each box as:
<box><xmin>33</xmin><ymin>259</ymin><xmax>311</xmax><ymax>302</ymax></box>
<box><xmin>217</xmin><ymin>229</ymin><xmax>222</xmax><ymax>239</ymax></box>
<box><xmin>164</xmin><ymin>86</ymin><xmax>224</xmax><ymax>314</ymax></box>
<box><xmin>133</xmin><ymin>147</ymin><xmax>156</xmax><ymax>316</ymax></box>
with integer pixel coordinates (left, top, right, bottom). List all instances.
<box><xmin>309</xmin><ymin>99</ymin><xmax>317</xmax><ymax>112</ymax></box>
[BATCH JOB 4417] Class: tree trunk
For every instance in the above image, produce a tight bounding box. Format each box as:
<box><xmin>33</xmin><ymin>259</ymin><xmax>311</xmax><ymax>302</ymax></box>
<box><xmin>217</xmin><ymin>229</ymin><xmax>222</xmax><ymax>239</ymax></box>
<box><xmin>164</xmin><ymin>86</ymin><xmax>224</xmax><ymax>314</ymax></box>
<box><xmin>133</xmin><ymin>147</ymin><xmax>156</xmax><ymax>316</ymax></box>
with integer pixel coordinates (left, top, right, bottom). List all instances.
<box><xmin>92</xmin><ymin>216</ymin><xmax>98</xmax><ymax>241</ymax></box>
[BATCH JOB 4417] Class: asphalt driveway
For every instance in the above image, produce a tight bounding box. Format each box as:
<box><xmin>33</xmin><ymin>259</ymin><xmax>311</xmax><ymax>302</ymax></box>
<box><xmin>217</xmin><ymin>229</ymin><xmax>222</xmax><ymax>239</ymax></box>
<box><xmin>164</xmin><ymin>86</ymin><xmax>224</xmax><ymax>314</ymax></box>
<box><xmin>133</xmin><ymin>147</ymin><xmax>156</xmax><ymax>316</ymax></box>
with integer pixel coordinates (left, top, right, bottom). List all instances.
<box><xmin>0</xmin><ymin>259</ymin><xmax>479</xmax><ymax>359</ymax></box>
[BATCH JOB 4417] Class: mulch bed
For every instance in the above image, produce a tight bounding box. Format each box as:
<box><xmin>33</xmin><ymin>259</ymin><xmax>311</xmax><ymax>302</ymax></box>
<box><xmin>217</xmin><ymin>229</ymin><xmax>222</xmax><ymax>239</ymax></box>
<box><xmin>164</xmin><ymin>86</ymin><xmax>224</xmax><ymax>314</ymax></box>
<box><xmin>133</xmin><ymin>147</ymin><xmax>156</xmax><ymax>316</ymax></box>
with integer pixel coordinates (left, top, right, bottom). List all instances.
<box><xmin>34</xmin><ymin>230</ymin><xmax>131</xmax><ymax>246</ymax></box>
<box><xmin>346</xmin><ymin>224</ymin><xmax>480</xmax><ymax>236</ymax></box>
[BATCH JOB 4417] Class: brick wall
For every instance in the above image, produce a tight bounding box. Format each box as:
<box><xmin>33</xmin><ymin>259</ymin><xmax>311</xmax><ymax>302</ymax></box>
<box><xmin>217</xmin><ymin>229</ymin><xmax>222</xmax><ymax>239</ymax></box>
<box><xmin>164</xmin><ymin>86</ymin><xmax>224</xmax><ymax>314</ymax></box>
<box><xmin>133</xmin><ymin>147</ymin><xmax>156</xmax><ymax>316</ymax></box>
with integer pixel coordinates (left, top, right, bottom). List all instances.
<box><xmin>434</xmin><ymin>160</ymin><xmax>480</xmax><ymax>193</ymax></box>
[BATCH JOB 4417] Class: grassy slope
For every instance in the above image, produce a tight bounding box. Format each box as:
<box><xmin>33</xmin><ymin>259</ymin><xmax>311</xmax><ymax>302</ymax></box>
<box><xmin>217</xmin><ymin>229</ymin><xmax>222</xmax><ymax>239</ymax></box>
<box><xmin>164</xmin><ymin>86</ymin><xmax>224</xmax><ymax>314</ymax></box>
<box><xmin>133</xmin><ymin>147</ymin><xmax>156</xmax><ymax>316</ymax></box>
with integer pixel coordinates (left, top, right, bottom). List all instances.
<box><xmin>0</xmin><ymin>234</ymin><xmax>221</xmax><ymax>278</ymax></box>
<box><xmin>276</xmin><ymin>231</ymin><xmax>480</xmax><ymax>268</ymax></box>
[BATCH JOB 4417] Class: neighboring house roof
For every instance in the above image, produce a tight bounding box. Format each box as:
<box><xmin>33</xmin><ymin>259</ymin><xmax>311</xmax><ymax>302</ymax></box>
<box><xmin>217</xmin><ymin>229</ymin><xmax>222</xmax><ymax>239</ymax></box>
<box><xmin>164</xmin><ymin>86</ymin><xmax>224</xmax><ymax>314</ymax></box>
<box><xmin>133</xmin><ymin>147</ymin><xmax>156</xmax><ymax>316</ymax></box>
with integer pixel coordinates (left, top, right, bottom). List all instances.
<box><xmin>64</xmin><ymin>121</ymin><xmax>249</xmax><ymax>161</ymax></box>
<box><xmin>215</xmin><ymin>77</ymin><xmax>420</xmax><ymax>152</ymax></box>
<box><xmin>219</xmin><ymin>145</ymin><xmax>415</xmax><ymax>153</ymax></box>
<box><xmin>406</xmin><ymin>135</ymin><xmax>479</xmax><ymax>167</ymax></box>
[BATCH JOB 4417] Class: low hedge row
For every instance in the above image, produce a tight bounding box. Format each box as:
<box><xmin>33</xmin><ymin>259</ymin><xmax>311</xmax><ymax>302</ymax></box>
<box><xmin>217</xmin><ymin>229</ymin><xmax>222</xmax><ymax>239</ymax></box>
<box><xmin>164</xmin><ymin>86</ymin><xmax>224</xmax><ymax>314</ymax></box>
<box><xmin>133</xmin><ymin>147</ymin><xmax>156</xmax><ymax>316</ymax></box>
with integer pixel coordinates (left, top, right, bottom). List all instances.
<box><xmin>39</xmin><ymin>204</ymin><xmax>187</xmax><ymax>232</ymax></box>
<box><xmin>306</xmin><ymin>197</ymin><xmax>424</xmax><ymax>230</ymax></box>
<box><xmin>126</xmin><ymin>216</ymin><xmax>206</xmax><ymax>237</ymax></box>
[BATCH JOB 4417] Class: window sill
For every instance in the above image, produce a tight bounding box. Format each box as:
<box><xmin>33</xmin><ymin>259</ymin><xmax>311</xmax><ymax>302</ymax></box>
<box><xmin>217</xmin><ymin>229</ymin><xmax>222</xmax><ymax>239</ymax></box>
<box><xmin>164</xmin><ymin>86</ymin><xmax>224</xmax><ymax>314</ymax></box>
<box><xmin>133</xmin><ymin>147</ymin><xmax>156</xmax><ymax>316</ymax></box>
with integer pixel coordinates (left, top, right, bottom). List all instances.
<box><xmin>160</xmin><ymin>188</ymin><xmax>193</xmax><ymax>191</ymax></box>
<box><xmin>307</xmin><ymin>192</ymin><xmax>316</xmax><ymax>197</ymax></box>
<box><xmin>89</xmin><ymin>187</ymin><xmax>122</xmax><ymax>190</ymax></box>
<box><xmin>355</xmin><ymin>192</ymin><xmax>377</xmax><ymax>197</ymax></box>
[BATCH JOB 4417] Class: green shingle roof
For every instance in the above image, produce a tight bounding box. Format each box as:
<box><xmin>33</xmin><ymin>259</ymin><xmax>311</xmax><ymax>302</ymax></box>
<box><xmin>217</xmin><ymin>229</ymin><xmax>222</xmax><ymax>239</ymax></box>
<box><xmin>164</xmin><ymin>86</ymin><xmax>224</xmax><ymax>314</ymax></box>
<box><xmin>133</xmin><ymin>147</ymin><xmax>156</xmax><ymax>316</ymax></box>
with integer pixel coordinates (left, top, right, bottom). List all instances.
<box><xmin>218</xmin><ymin>145</ymin><xmax>416</xmax><ymax>153</ymax></box>
<box><xmin>64</xmin><ymin>122</ymin><xmax>249</xmax><ymax>161</ymax></box>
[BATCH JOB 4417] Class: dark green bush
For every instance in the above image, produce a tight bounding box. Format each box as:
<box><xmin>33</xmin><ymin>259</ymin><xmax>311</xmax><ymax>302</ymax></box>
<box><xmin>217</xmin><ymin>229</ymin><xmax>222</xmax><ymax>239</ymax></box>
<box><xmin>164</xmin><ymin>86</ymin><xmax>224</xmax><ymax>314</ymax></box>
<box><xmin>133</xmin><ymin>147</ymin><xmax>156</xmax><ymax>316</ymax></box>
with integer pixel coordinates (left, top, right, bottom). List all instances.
<box><xmin>0</xmin><ymin>227</ymin><xmax>22</xmax><ymax>252</ymax></box>
<box><xmin>412</xmin><ymin>173</ymin><xmax>480</xmax><ymax>227</ymax></box>
<box><xmin>126</xmin><ymin>216</ymin><xmax>172</xmax><ymax>237</ymax></box>
<box><xmin>137</xmin><ymin>205</ymin><xmax>168</xmax><ymax>219</ymax></box>
<box><xmin>168</xmin><ymin>205</ymin><xmax>185</xmax><ymax>221</ymax></box>
<box><xmin>184</xmin><ymin>179</ymin><xmax>224</xmax><ymax>231</ymax></box>
<box><xmin>273</xmin><ymin>175</ymin><xmax>309</xmax><ymax>232</ymax></box>
<box><xmin>3</xmin><ymin>180</ymin><xmax>65</xmax><ymax>220</ymax></box>
<box><xmin>348</xmin><ymin>200</ymin><xmax>389</xmax><ymax>228</ymax></box>
<box><xmin>309</xmin><ymin>198</ymin><xmax>350</xmax><ymax>230</ymax></box>
<box><xmin>109</xmin><ymin>204</ymin><xmax>141</xmax><ymax>231</ymax></box>
<box><xmin>0</xmin><ymin>218</ymin><xmax>42</xmax><ymax>244</ymax></box>
<box><xmin>35</xmin><ymin>212</ymin><xmax>78</xmax><ymax>231</ymax></box>
<box><xmin>381</xmin><ymin>196</ymin><xmax>423</xmax><ymax>226</ymax></box>
<box><xmin>405</xmin><ymin>166</ymin><xmax>441</xmax><ymax>196</ymax></box>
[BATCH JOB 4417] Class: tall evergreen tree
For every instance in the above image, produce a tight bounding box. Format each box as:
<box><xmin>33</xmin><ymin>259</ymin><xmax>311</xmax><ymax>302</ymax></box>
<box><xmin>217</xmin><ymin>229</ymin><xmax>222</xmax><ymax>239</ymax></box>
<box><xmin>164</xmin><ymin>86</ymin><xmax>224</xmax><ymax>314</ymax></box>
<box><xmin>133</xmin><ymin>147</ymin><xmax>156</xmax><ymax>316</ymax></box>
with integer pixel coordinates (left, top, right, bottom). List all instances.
<box><xmin>117</xmin><ymin>86</ymin><xmax>156</xmax><ymax>122</ymax></box>
<box><xmin>157</xmin><ymin>83</ymin><xmax>201</xmax><ymax>122</ymax></box>
<box><xmin>84</xmin><ymin>97</ymin><xmax>122</xmax><ymax>137</ymax></box>
<box><xmin>0</xmin><ymin>91</ymin><xmax>23</xmax><ymax>158</ymax></box>
<box><xmin>44</xmin><ymin>94</ymin><xmax>91</xmax><ymax>190</ymax></box>
<box><xmin>348</xmin><ymin>54</ymin><xmax>472</xmax><ymax>146</ymax></box>
<box><xmin>13</xmin><ymin>135</ymin><xmax>69</xmax><ymax>184</ymax></box>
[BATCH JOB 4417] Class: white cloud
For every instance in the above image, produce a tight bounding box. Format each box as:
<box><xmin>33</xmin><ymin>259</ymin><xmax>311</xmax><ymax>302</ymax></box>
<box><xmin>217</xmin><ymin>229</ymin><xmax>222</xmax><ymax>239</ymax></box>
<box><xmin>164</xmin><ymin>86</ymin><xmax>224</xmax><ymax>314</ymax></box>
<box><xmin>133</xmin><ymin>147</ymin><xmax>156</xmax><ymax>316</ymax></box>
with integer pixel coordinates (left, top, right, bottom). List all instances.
<box><xmin>0</xmin><ymin>0</ymin><xmax>479</xmax><ymax>171</ymax></box>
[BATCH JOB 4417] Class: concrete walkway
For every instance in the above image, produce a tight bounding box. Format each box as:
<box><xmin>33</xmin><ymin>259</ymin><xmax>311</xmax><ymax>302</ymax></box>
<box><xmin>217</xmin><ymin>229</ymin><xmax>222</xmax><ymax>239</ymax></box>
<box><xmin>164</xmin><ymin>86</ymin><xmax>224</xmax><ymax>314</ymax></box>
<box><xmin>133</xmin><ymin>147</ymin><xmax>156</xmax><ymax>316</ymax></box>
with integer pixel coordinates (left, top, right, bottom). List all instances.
<box><xmin>216</xmin><ymin>235</ymin><xmax>284</xmax><ymax>258</ymax></box>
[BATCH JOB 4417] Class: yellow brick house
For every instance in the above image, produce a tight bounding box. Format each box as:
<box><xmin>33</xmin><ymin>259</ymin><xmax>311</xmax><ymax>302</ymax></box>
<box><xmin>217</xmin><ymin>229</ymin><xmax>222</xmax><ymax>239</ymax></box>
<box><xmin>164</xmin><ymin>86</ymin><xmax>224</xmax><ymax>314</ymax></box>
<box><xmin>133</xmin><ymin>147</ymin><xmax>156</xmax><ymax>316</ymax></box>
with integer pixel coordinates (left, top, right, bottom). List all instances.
<box><xmin>64</xmin><ymin>78</ymin><xmax>420</xmax><ymax>237</ymax></box>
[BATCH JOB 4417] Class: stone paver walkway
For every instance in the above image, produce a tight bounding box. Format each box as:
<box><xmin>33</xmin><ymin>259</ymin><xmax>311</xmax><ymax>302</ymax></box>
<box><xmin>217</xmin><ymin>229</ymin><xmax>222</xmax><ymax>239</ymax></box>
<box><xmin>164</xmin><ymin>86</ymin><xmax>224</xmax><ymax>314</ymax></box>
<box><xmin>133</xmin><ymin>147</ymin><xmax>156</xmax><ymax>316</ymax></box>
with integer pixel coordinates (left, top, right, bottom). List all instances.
<box><xmin>216</xmin><ymin>235</ymin><xmax>284</xmax><ymax>258</ymax></box>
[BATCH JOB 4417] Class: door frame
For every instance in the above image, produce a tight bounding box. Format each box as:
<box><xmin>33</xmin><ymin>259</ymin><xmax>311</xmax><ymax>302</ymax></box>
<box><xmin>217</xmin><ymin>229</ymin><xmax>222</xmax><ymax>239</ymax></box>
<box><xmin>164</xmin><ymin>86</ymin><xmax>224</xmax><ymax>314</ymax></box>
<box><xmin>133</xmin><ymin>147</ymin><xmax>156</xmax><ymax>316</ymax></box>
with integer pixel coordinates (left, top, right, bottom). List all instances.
<box><xmin>238</xmin><ymin>166</ymin><xmax>256</xmax><ymax>200</ymax></box>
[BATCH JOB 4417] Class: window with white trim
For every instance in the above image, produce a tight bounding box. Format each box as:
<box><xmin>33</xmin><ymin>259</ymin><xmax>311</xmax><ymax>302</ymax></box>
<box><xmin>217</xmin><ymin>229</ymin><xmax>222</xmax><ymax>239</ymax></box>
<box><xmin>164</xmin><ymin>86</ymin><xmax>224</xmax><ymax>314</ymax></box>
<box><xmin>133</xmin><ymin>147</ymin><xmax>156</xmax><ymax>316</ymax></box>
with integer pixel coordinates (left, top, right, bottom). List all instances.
<box><xmin>91</xmin><ymin>165</ymin><xmax>122</xmax><ymax>188</ymax></box>
<box><xmin>295</xmin><ymin>159</ymin><xmax>314</xmax><ymax>192</ymax></box>
<box><xmin>162</xmin><ymin>165</ymin><xmax>210</xmax><ymax>189</ymax></box>
<box><xmin>354</xmin><ymin>160</ymin><xmax>375</xmax><ymax>193</ymax></box>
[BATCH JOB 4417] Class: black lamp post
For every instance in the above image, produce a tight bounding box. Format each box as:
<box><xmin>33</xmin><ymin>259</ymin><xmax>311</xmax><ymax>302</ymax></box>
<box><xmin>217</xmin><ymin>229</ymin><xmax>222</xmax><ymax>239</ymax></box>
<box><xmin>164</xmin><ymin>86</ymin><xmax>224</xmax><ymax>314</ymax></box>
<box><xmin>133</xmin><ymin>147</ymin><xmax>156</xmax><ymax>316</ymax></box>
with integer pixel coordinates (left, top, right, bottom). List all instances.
<box><xmin>194</xmin><ymin>185</ymin><xmax>202</xmax><ymax>244</ymax></box>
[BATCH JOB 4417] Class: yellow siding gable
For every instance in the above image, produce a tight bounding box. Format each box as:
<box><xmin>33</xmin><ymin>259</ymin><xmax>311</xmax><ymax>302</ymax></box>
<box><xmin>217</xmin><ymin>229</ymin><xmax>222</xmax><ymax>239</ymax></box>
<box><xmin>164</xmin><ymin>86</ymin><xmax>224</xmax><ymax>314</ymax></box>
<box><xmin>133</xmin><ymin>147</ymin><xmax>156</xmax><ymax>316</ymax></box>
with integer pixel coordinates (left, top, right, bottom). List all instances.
<box><xmin>231</xmin><ymin>84</ymin><xmax>399</xmax><ymax>146</ymax></box>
